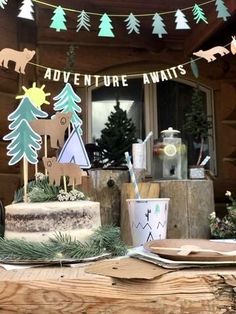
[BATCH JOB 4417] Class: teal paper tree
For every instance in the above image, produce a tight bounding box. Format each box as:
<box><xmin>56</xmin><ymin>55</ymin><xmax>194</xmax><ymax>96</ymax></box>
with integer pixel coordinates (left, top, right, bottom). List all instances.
<box><xmin>4</xmin><ymin>119</ymin><xmax>41</xmax><ymax>165</ymax></box>
<box><xmin>125</xmin><ymin>13</ymin><xmax>140</xmax><ymax>34</ymax></box>
<box><xmin>152</xmin><ymin>13</ymin><xmax>167</xmax><ymax>38</ymax></box>
<box><xmin>8</xmin><ymin>97</ymin><xmax>48</xmax><ymax>130</ymax></box>
<box><xmin>0</xmin><ymin>0</ymin><xmax>8</xmax><ymax>9</ymax></box>
<box><xmin>53</xmin><ymin>83</ymin><xmax>82</xmax><ymax>132</ymax></box>
<box><xmin>215</xmin><ymin>0</ymin><xmax>231</xmax><ymax>21</ymax></box>
<box><xmin>18</xmin><ymin>0</ymin><xmax>34</xmax><ymax>20</ymax></box>
<box><xmin>175</xmin><ymin>9</ymin><xmax>190</xmax><ymax>29</ymax></box>
<box><xmin>98</xmin><ymin>13</ymin><xmax>114</xmax><ymax>37</ymax></box>
<box><xmin>192</xmin><ymin>4</ymin><xmax>208</xmax><ymax>24</ymax></box>
<box><xmin>77</xmin><ymin>10</ymin><xmax>90</xmax><ymax>31</ymax></box>
<box><xmin>50</xmin><ymin>6</ymin><xmax>67</xmax><ymax>32</ymax></box>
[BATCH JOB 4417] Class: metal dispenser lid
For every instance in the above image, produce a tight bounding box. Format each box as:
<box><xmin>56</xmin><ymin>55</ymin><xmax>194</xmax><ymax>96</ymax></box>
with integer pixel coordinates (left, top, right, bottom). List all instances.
<box><xmin>161</xmin><ymin>127</ymin><xmax>180</xmax><ymax>134</ymax></box>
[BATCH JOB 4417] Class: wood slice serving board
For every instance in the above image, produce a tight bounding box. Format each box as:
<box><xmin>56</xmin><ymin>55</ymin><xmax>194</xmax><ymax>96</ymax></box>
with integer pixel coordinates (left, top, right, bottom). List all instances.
<box><xmin>144</xmin><ymin>239</ymin><xmax>236</xmax><ymax>262</ymax></box>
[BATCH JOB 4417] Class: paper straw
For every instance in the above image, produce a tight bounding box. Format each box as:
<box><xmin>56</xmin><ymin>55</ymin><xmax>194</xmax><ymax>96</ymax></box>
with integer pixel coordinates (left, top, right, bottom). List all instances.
<box><xmin>200</xmin><ymin>156</ymin><xmax>211</xmax><ymax>166</ymax></box>
<box><xmin>125</xmin><ymin>152</ymin><xmax>141</xmax><ymax>199</ymax></box>
<box><xmin>143</xmin><ymin>131</ymin><xmax>153</xmax><ymax>144</ymax></box>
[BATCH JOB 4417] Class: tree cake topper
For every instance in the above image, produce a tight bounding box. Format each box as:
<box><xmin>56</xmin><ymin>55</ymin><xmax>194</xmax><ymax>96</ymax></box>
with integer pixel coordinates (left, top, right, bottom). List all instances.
<box><xmin>58</xmin><ymin>124</ymin><xmax>91</xmax><ymax>169</ymax></box>
<box><xmin>0</xmin><ymin>48</ymin><xmax>35</xmax><ymax>74</ymax></box>
<box><xmin>7</xmin><ymin>96</ymin><xmax>48</xmax><ymax>131</ymax></box>
<box><xmin>4</xmin><ymin>119</ymin><xmax>41</xmax><ymax>165</ymax></box>
<box><xmin>53</xmin><ymin>83</ymin><xmax>83</xmax><ymax>133</ymax></box>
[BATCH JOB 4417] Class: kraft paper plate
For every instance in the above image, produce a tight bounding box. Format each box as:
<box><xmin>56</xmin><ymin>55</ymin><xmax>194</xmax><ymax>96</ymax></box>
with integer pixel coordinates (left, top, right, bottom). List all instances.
<box><xmin>144</xmin><ymin>239</ymin><xmax>236</xmax><ymax>262</ymax></box>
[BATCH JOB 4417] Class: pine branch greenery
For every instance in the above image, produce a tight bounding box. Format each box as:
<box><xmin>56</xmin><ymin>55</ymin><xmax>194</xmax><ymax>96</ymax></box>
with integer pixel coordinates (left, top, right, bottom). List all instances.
<box><xmin>0</xmin><ymin>225</ymin><xmax>127</xmax><ymax>262</ymax></box>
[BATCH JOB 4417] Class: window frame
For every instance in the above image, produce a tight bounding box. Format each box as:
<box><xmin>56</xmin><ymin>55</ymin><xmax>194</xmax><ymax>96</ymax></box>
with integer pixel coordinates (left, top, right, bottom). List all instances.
<box><xmin>88</xmin><ymin>78</ymin><xmax>216</xmax><ymax>175</ymax></box>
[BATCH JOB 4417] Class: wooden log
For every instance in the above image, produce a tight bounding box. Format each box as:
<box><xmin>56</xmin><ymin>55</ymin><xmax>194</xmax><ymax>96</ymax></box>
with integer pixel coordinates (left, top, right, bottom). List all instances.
<box><xmin>80</xmin><ymin>169</ymin><xmax>129</xmax><ymax>226</ymax></box>
<box><xmin>157</xmin><ymin>179</ymin><xmax>215</xmax><ymax>239</ymax></box>
<box><xmin>120</xmin><ymin>182</ymin><xmax>160</xmax><ymax>245</ymax></box>
<box><xmin>0</xmin><ymin>265</ymin><xmax>235</xmax><ymax>313</ymax></box>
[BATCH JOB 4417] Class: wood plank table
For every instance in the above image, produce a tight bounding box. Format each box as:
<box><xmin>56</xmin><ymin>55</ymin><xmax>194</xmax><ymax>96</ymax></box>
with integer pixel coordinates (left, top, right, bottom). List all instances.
<box><xmin>0</xmin><ymin>264</ymin><xmax>235</xmax><ymax>313</ymax></box>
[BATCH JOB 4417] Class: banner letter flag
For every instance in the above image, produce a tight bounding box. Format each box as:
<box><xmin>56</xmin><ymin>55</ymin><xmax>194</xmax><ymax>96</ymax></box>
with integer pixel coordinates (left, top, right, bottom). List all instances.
<box><xmin>152</xmin><ymin>13</ymin><xmax>167</xmax><ymax>38</ymax></box>
<box><xmin>215</xmin><ymin>0</ymin><xmax>231</xmax><ymax>21</ymax></box>
<box><xmin>98</xmin><ymin>13</ymin><xmax>114</xmax><ymax>37</ymax></box>
<box><xmin>18</xmin><ymin>0</ymin><xmax>34</xmax><ymax>20</ymax></box>
<box><xmin>190</xmin><ymin>58</ymin><xmax>199</xmax><ymax>78</ymax></box>
<box><xmin>0</xmin><ymin>0</ymin><xmax>8</xmax><ymax>9</ymax></box>
<box><xmin>175</xmin><ymin>9</ymin><xmax>190</xmax><ymax>29</ymax></box>
<box><xmin>77</xmin><ymin>10</ymin><xmax>90</xmax><ymax>32</ymax></box>
<box><xmin>50</xmin><ymin>6</ymin><xmax>67</xmax><ymax>32</ymax></box>
<box><xmin>125</xmin><ymin>13</ymin><xmax>140</xmax><ymax>34</ymax></box>
<box><xmin>192</xmin><ymin>4</ymin><xmax>208</xmax><ymax>24</ymax></box>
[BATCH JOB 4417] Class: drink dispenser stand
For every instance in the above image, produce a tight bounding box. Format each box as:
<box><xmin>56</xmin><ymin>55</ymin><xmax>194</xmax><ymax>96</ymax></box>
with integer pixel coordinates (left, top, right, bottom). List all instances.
<box><xmin>153</xmin><ymin>127</ymin><xmax>187</xmax><ymax>180</ymax></box>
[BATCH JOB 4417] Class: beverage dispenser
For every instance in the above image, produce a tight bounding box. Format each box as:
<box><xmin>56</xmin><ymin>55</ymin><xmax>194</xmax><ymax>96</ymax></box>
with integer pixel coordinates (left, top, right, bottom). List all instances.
<box><xmin>153</xmin><ymin>127</ymin><xmax>187</xmax><ymax>180</ymax></box>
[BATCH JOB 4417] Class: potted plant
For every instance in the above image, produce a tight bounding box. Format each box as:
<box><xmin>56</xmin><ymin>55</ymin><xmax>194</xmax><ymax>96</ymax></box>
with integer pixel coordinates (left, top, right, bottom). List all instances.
<box><xmin>183</xmin><ymin>88</ymin><xmax>212</xmax><ymax>179</ymax></box>
<box><xmin>209</xmin><ymin>191</ymin><xmax>236</xmax><ymax>239</ymax></box>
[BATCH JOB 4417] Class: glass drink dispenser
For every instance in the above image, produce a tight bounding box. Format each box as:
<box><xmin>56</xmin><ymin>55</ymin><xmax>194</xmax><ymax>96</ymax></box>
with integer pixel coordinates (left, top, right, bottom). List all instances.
<box><xmin>153</xmin><ymin>127</ymin><xmax>187</xmax><ymax>180</ymax></box>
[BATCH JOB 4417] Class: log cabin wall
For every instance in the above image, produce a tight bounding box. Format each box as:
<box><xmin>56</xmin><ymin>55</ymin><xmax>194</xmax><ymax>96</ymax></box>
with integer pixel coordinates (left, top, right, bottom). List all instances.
<box><xmin>0</xmin><ymin>0</ymin><xmax>235</xmax><ymax>208</ymax></box>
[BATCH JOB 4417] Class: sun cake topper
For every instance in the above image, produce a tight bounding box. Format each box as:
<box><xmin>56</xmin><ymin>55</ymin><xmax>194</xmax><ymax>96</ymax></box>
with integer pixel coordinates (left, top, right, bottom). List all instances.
<box><xmin>16</xmin><ymin>83</ymin><xmax>51</xmax><ymax>109</ymax></box>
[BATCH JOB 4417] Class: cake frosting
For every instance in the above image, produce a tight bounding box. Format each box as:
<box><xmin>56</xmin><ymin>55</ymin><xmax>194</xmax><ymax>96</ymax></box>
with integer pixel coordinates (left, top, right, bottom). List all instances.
<box><xmin>5</xmin><ymin>201</ymin><xmax>101</xmax><ymax>242</ymax></box>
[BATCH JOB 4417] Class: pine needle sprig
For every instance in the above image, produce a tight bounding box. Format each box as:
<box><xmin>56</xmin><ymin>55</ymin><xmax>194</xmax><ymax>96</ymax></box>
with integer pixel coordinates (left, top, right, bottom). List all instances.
<box><xmin>0</xmin><ymin>238</ymin><xmax>56</xmax><ymax>261</ymax></box>
<box><xmin>90</xmin><ymin>225</ymin><xmax>128</xmax><ymax>256</ymax></box>
<box><xmin>0</xmin><ymin>226</ymin><xmax>127</xmax><ymax>262</ymax></box>
<box><xmin>49</xmin><ymin>232</ymin><xmax>105</xmax><ymax>259</ymax></box>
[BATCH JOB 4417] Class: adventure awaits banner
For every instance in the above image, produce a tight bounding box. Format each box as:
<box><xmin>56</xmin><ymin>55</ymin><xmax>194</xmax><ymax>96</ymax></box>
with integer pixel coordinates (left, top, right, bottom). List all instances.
<box><xmin>44</xmin><ymin>65</ymin><xmax>187</xmax><ymax>87</ymax></box>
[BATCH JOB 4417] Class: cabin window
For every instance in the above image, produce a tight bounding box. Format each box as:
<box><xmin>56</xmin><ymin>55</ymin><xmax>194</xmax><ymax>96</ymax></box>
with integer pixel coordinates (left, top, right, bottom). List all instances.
<box><xmin>89</xmin><ymin>78</ymin><xmax>216</xmax><ymax>175</ymax></box>
<box><xmin>89</xmin><ymin>78</ymin><xmax>145</xmax><ymax>142</ymax></box>
<box><xmin>155</xmin><ymin>80</ymin><xmax>215</xmax><ymax>170</ymax></box>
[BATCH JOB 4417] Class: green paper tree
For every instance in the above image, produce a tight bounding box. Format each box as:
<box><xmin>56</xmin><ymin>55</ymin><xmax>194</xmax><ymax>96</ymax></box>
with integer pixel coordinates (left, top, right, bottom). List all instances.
<box><xmin>98</xmin><ymin>13</ymin><xmax>114</xmax><ymax>37</ymax></box>
<box><xmin>96</xmin><ymin>101</ymin><xmax>137</xmax><ymax>167</ymax></box>
<box><xmin>183</xmin><ymin>88</ymin><xmax>212</xmax><ymax>166</ymax></box>
<box><xmin>215</xmin><ymin>0</ymin><xmax>231</xmax><ymax>21</ymax></box>
<box><xmin>50</xmin><ymin>6</ymin><xmax>67</xmax><ymax>32</ymax></box>
<box><xmin>53</xmin><ymin>83</ymin><xmax>82</xmax><ymax>133</ymax></box>
<box><xmin>192</xmin><ymin>4</ymin><xmax>208</xmax><ymax>24</ymax></box>
<box><xmin>4</xmin><ymin>119</ymin><xmax>41</xmax><ymax>165</ymax></box>
<box><xmin>8</xmin><ymin>97</ymin><xmax>48</xmax><ymax>130</ymax></box>
<box><xmin>152</xmin><ymin>13</ymin><xmax>167</xmax><ymax>38</ymax></box>
<box><xmin>0</xmin><ymin>0</ymin><xmax>8</xmax><ymax>9</ymax></box>
<box><xmin>125</xmin><ymin>13</ymin><xmax>140</xmax><ymax>34</ymax></box>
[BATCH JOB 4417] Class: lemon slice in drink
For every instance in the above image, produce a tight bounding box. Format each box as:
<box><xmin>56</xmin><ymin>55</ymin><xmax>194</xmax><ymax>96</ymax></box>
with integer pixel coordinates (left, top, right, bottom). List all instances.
<box><xmin>164</xmin><ymin>144</ymin><xmax>177</xmax><ymax>157</ymax></box>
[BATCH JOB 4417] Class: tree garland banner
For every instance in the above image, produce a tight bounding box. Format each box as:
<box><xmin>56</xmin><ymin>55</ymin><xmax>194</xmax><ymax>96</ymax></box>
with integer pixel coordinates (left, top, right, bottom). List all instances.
<box><xmin>1</xmin><ymin>1</ymin><xmax>232</xmax><ymax>37</ymax></box>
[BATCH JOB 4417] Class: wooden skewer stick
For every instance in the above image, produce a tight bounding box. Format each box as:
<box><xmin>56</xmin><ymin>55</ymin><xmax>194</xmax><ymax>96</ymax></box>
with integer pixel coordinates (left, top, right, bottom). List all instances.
<box><xmin>23</xmin><ymin>157</ymin><xmax>28</xmax><ymax>203</ymax></box>
<box><xmin>44</xmin><ymin>135</ymin><xmax>48</xmax><ymax>176</ymax></box>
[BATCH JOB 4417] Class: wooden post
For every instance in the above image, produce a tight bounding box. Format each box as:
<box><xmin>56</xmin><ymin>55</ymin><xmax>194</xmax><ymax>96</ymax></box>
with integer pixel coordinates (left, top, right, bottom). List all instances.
<box><xmin>63</xmin><ymin>176</ymin><xmax>67</xmax><ymax>193</ymax></box>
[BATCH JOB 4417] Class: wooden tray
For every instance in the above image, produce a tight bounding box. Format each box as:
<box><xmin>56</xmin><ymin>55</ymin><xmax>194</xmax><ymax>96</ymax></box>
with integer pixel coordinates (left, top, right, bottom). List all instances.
<box><xmin>144</xmin><ymin>239</ymin><xmax>236</xmax><ymax>261</ymax></box>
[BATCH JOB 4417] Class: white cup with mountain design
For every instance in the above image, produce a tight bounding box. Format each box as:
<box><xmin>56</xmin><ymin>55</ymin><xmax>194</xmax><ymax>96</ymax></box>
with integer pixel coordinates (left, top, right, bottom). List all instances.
<box><xmin>127</xmin><ymin>198</ymin><xmax>170</xmax><ymax>247</ymax></box>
